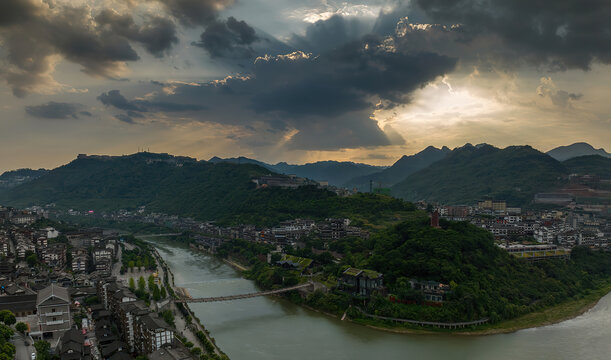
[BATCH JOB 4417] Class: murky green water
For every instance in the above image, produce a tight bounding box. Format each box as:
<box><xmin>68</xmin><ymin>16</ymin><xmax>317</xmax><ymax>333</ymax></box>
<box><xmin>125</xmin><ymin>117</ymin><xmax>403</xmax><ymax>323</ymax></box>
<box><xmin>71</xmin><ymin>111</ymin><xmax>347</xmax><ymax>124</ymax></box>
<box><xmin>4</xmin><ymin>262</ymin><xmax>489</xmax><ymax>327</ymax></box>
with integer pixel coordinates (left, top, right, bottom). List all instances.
<box><xmin>153</xmin><ymin>239</ymin><xmax>611</xmax><ymax>360</ymax></box>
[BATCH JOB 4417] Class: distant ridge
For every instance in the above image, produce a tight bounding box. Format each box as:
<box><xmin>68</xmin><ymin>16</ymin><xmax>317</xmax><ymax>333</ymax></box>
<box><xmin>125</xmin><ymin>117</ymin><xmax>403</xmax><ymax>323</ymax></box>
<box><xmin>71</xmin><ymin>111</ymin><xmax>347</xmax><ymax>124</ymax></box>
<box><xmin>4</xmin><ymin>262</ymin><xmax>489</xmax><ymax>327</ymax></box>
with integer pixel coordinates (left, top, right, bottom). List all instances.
<box><xmin>0</xmin><ymin>168</ymin><xmax>49</xmax><ymax>189</ymax></box>
<box><xmin>0</xmin><ymin>152</ymin><xmax>411</xmax><ymax>226</ymax></box>
<box><xmin>547</xmin><ymin>142</ymin><xmax>610</xmax><ymax>161</ymax></box>
<box><xmin>391</xmin><ymin>144</ymin><xmax>567</xmax><ymax>206</ymax></box>
<box><xmin>345</xmin><ymin>146</ymin><xmax>451</xmax><ymax>190</ymax></box>
<box><xmin>208</xmin><ymin>156</ymin><xmax>385</xmax><ymax>186</ymax></box>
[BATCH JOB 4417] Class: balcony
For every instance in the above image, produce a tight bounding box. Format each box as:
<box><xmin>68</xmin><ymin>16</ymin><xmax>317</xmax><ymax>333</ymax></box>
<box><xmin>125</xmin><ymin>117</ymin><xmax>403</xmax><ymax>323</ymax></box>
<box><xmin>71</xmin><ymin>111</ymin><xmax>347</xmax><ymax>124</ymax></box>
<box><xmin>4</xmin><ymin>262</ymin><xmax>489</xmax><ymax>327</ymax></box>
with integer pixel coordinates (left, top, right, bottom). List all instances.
<box><xmin>43</xmin><ymin>311</ymin><xmax>66</xmax><ymax>317</ymax></box>
<box><xmin>44</xmin><ymin>320</ymin><xmax>66</xmax><ymax>326</ymax></box>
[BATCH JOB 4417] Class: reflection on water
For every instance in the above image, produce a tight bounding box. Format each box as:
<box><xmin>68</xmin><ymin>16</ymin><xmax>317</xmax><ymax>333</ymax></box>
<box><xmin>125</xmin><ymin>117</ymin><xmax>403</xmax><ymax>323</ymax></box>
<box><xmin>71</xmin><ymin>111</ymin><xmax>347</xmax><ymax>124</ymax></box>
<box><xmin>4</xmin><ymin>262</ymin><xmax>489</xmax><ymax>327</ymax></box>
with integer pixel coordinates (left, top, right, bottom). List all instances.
<box><xmin>152</xmin><ymin>239</ymin><xmax>611</xmax><ymax>360</ymax></box>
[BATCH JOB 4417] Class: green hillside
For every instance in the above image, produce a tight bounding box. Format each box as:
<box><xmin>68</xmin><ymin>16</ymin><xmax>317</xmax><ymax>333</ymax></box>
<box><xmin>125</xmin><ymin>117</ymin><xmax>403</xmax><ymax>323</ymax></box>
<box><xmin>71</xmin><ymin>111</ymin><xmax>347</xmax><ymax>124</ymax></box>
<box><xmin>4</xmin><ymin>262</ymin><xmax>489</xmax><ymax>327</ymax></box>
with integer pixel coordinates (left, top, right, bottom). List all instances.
<box><xmin>218</xmin><ymin>213</ymin><xmax>611</xmax><ymax>324</ymax></box>
<box><xmin>391</xmin><ymin>145</ymin><xmax>567</xmax><ymax>206</ymax></box>
<box><xmin>361</xmin><ymin>217</ymin><xmax>611</xmax><ymax>323</ymax></box>
<box><xmin>0</xmin><ymin>153</ymin><xmax>413</xmax><ymax>226</ymax></box>
<box><xmin>563</xmin><ymin>155</ymin><xmax>611</xmax><ymax>178</ymax></box>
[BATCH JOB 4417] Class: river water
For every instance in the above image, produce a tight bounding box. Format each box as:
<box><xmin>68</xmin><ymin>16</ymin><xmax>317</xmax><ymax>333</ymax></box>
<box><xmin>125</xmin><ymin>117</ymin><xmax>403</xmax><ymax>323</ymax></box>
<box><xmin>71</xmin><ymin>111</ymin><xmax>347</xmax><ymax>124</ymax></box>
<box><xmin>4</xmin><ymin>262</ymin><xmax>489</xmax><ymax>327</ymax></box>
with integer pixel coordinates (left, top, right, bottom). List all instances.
<box><xmin>152</xmin><ymin>239</ymin><xmax>611</xmax><ymax>360</ymax></box>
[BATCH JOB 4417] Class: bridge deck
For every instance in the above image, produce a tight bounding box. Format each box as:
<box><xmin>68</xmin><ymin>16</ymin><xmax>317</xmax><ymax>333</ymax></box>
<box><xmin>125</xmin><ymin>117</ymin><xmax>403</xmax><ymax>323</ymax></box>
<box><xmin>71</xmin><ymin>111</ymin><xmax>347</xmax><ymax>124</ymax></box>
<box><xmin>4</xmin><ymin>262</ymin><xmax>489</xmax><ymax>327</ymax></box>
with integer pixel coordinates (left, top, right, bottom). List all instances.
<box><xmin>175</xmin><ymin>282</ymin><xmax>312</xmax><ymax>303</ymax></box>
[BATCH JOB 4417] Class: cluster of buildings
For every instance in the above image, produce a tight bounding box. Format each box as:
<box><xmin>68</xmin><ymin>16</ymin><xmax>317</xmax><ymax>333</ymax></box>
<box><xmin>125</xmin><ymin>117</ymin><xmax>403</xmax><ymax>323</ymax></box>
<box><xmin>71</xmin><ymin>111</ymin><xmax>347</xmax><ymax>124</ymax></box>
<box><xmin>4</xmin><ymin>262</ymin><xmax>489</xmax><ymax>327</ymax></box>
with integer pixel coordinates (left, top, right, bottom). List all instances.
<box><xmin>0</xmin><ymin>207</ymin><xmax>118</xmax><ymax>275</ymax></box>
<box><xmin>0</xmin><ymin>205</ymin><xmax>197</xmax><ymax>360</ymax></box>
<box><xmin>58</xmin><ymin>206</ymin><xmax>370</xmax><ymax>252</ymax></box>
<box><xmin>95</xmin><ymin>278</ymin><xmax>175</xmax><ymax>357</ymax></box>
<box><xmin>428</xmin><ymin>198</ymin><xmax>610</xmax><ymax>262</ymax></box>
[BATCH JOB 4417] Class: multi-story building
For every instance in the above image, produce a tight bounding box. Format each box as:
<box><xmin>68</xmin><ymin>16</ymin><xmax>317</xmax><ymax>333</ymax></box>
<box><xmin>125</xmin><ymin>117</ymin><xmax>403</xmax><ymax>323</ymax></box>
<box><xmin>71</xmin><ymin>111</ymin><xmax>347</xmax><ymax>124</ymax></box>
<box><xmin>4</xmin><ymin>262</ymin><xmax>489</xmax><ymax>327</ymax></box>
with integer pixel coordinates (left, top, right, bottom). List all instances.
<box><xmin>0</xmin><ymin>236</ymin><xmax>9</xmax><ymax>257</ymax></box>
<box><xmin>135</xmin><ymin>314</ymin><xmax>174</xmax><ymax>354</ymax></box>
<box><xmin>35</xmin><ymin>284</ymin><xmax>71</xmax><ymax>337</ymax></box>
<box><xmin>10</xmin><ymin>213</ymin><xmax>37</xmax><ymax>225</ymax></box>
<box><xmin>94</xmin><ymin>246</ymin><xmax>113</xmax><ymax>264</ymax></box>
<box><xmin>72</xmin><ymin>254</ymin><xmax>88</xmax><ymax>272</ymax></box>
<box><xmin>15</xmin><ymin>238</ymin><xmax>35</xmax><ymax>259</ymax></box>
<box><xmin>118</xmin><ymin>301</ymin><xmax>150</xmax><ymax>352</ymax></box>
<box><xmin>43</xmin><ymin>243</ymin><xmax>67</xmax><ymax>269</ymax></box>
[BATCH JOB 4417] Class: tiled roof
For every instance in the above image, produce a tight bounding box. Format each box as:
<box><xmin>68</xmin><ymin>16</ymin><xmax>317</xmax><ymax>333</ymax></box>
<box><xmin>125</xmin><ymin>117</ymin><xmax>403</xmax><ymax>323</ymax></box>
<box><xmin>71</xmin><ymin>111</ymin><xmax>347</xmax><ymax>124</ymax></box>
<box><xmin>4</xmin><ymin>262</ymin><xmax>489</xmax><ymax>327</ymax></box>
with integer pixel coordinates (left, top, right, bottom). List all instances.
<box><xmin>37</xmin><ymin>283</ymin><xmax>70</xmax><ymax>305</ymax></box>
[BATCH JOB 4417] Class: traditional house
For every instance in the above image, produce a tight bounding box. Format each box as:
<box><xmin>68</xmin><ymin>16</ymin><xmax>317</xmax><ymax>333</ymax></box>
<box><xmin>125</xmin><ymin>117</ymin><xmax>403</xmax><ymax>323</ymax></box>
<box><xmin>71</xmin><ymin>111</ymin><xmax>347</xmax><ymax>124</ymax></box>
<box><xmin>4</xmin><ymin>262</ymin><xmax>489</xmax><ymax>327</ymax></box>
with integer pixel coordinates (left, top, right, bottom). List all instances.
<box><xmin>35</xmin><ymin>284</ymin><xmax>71</xmax><ymax>336</ymax></box>
<box><xmin>339</xmin><ymin>268</ymin><xmax>384</xmax><ymax>297</ymax></box>
<box><xmin>58</xmin><ymin>328</ymin><xmax>91</xmax><ymax>360</ymax></box>
<box><xmin>408</xmin><ymin>279</ymin><xmax>451</xmax><ymax>303</ymax></box>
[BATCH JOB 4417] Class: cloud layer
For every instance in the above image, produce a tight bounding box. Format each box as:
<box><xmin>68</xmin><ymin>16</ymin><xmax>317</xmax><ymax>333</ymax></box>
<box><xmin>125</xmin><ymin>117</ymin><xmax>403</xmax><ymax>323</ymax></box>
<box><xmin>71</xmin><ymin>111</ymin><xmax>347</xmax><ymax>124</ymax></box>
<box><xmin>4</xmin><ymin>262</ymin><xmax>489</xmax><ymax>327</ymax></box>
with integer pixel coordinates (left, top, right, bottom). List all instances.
<box><xmin>413</xmin><ymin>0</ymin><xmax>611</xmax><ymax>70</ymax></box>
<box><xmin>25</xmin><ymin>102</ymin><xmax>90</xmax><ymax>119</ymax></box>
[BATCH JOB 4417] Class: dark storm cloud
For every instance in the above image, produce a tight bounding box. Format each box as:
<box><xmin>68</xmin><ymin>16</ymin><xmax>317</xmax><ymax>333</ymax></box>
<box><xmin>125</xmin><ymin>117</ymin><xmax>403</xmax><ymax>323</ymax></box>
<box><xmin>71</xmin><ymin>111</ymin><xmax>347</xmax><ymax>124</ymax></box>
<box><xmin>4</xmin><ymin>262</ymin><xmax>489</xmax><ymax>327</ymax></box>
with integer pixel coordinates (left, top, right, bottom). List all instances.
<box><xmin>0</xmin><ymin>1</ymin><xmax>179</xmax><ymax>97</ymax></box>
<box><xmin>25</xmin><ymin>102</ymin><xmax>84</xmax><ymax>119</ymax></box>
<box><xmin>0</xmin><ymin>0</ymin><xmax>38</xmax><ymax>26</ymax></box>
<box><xmin>289</xmin><ymin>15</ymin><xmax>371</xmax><ymax>53</ymax></box>
<box><xmin>413</xmin><ymin>0</ymin><xmax>611</xmax><ymax>70</ymax></box>
<box><xmin>155</xmin><ymin>0</ymin><xmax>235</xmax><ymax>27</ymax></box>
<box><xmin>98</xmin><ymin>90</ymin><xmax>145</xmax><ymax>112</ymax></box>
<box><xmin>95</xmin><ymin>10</ymin><xmax>179</xmax><ymax>57</ymax></box>
<box><xmin>99</xmin><ymin>31</ymin><xmax>456</xmax><ymax>149</ymax></box>
<box><xmin>98</xmin><ymin>89</ymin><xmax>206</xmax><ymax>117</ymax></box>
<box><xmin>194</xmin><ymin>17</ymin><xmax>259</xmax><ymax>58</ymax></box>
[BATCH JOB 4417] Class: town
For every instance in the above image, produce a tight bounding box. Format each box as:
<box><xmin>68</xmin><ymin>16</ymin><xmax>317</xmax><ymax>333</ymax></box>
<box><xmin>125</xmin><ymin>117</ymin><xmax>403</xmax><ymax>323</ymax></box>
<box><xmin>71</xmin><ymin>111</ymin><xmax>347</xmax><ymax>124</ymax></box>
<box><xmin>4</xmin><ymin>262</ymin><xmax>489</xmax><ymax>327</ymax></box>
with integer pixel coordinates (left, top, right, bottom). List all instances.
<box><xmin>0</xmin><ymin>206</ymin><xmax>228</xmax><ymax>360</ymax></box>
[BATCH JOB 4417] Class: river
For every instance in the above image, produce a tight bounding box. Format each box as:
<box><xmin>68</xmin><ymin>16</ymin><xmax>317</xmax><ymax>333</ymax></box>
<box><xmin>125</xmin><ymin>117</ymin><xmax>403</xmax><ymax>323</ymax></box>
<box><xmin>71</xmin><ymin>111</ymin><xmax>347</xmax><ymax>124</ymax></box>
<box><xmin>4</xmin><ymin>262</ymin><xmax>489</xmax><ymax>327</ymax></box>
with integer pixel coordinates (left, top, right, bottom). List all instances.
<box><xmin>152</xmin><ymin>239</ymin><xmax>611</xmax><ymax>360</ymax></box>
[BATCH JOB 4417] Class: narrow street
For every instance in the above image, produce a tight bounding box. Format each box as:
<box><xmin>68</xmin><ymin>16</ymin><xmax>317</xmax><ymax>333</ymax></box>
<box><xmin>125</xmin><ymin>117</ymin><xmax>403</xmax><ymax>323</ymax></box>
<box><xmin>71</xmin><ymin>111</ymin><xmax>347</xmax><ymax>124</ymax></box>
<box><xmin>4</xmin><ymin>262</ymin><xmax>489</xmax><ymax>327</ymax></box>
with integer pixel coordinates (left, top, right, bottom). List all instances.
<box><xmin>12</xmin><ymin>332</ymin><xmax>34</xmax><ymax>360</ymax></box>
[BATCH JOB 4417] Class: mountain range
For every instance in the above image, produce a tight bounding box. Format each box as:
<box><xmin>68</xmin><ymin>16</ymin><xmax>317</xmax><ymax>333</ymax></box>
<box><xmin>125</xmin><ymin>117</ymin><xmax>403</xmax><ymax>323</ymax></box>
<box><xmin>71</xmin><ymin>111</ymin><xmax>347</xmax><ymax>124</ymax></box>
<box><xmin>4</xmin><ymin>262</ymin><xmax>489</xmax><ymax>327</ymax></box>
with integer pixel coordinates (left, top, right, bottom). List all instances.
<box><xmin>546</xmin><ymin>142</ymin><xmax>611</xmax><ymax>161</ymax></box>
<box><xmin>208</xmin><ymin>156</ymin><xmax>385</xmax><ymax>186</ymax></box>
<box><xmin>344</xmin><ymin>146</ymin><xmax>451</xmax><ymax>191</ymax></box>
<box><xmin>0</xmin><ymin>152</ymin><xmax>411</xmax><ymax>226</ymax></box>
<box><xmin>0</xmin><ymin>142</ymin><xmax>608</xmax><ymax>214</ymax></box>
<box><xmin>392</xmin><ymin>144</ymin><xmax>568</xmax><ymax>205</ymax></box>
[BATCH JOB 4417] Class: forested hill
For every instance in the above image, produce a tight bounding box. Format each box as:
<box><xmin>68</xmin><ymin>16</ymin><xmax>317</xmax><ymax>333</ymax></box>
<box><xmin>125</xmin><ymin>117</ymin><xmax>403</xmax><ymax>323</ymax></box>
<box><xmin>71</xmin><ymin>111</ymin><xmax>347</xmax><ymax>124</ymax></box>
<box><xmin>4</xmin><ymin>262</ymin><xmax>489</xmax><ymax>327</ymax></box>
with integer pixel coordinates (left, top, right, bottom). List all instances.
<box><xmin>391</xmin><ymin>144</ymin><xmax>567</xmax><ymax>206</ymax></box>
<box><xmin>360</xmin><ymin>215</ymin><xmax>611</xmax><ymax>322</ymax></box>
<box><xmin>0</xmin><ymin>152</ymin><xmax>413</xmax><ymax>226</ymax></box>
<box><xmin>209</xmin><ymin>156</ymin><xmax>385</xmax><ymax>186</ymax></box>
<box><xmin>345</xmin><ymin>145</ymin><xmax>450</xmax><ymax>191</ymax></box>
<box><xmin>0</xmin><ymin>168</ymin><xmax>49</xmax><ymax>189</ymax></box>
<box><xmin>563</xmin><ymin>155</ymin><xmax>611</xmax><ymax>178</ymax></box>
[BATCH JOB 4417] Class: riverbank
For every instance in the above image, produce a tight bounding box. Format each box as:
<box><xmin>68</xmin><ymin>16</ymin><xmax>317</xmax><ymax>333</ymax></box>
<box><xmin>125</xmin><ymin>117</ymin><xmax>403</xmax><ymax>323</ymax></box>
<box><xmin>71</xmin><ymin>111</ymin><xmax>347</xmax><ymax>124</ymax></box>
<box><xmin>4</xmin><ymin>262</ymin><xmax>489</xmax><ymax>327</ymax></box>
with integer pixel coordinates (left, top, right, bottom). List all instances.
<box><xmin>212</xmin><ymin>250</ymin><xmax>611</xmax><ymax>336</ymax></box>
<box><xmin>160</xmin><ymin>238</ymin><xmax>611</xmax><ymax>337</ymax></box>
<box><xmin>141</xmin><ymin>237</ymin><xmax>229</xmax><ymax>359</ymax></box>
<box><xmin>348</xmin><ymin>282</ymin><xmax>611</xmax><ymax>336</ymax></box>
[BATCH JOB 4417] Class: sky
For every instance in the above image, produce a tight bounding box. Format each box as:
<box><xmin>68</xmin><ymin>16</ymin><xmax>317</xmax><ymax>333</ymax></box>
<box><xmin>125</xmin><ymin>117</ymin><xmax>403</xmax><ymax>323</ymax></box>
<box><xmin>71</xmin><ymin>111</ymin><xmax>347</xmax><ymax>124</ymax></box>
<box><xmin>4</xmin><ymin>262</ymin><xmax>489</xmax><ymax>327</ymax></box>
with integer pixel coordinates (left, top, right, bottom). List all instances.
<box><xmin>0</xmin><ymin>0</ymin><xmax>610</xmax><ymax>172</ymax></box>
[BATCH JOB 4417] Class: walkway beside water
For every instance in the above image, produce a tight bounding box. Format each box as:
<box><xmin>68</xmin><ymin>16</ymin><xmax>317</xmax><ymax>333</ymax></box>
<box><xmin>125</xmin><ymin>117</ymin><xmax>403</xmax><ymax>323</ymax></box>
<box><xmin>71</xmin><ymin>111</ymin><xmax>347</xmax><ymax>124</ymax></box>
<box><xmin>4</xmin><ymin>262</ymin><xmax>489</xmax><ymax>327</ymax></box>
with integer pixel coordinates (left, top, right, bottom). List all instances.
<box><xmin>355</xmin><ymin>307</ymin><xmax>488</xmax><ymax>329</ymax></box>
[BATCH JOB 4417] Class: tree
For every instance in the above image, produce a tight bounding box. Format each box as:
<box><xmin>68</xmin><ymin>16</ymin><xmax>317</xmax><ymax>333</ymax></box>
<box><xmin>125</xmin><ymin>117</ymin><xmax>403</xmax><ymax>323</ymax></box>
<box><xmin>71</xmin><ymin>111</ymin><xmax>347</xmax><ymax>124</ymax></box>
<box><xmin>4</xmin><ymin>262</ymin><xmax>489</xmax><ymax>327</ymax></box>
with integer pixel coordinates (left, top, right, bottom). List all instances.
<box><xmin>34</xmin><ymin>340</ymin><xmax>51</xmax><ymax>360</ymax></box>
<box><xmin>129</xmin><ymin>277</ymin><xmax>136</xmax><ymax>290</ymax></box>
<box><xmin>15</xmin><ymin>322</ymin><xmax>28</xmax><ymax>334</ymax></box>
<box><xmin>148</xmin><ymin>275</ymin><xmax>155</xmax><ymax>292</ymax></box>
<box><xmin>138</xmin><ymin>276</ymin><xmax>146</xmax><ymax>292</ymax></box>
<box><xmin>153</xmin><ymin>285</ymin><xmax>161</xmax><ymax>301</ymax></box>
<box><xmin>160</xmin><ymin>286</ymin><xmax>167</xmax><ymax>299</ymax></box>
<box><xmin>0</xmin><ymin>311</ymin><xmax>15</xmax><ymax>326</ymax></box>
<box><xmin>26</xmin><ymin>254</ymin><xmax>38</xmax><ymax>267</ymax></box>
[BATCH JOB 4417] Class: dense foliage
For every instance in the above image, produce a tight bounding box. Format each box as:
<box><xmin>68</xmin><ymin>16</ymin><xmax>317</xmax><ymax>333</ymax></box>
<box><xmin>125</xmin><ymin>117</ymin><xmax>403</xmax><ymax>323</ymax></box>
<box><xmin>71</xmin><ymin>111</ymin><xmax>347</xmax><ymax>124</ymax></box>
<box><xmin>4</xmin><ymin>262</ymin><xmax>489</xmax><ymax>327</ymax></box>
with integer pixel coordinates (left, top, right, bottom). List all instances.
<box><xmin>218</xmin><ymin>213</ymin><xmax>611</xmax><ymax>324</ymax></box>
<box><xmin>121</xmin><ymin>245</ymin><xmax>156</xmax><ymax>272</ymax></box>
<box><xmin>563</xmin><ymin>155</ymin><xmax>611</xmax><ymax>178</ymax></box>
<box><xmin>356</xmin><ymin>216</ymin><xmax>611</xmax><ymax>323</ymax></box>
<box><xmin>345</xmin><ymin>145</ymin><xmax>450</xmax><ymax>190</ymax></box>
<box><xmin>392</xmin><ymin>144</ymin><xmax>567</xmax><ymax>206</ymax></box>
<box><xmin>0</xmin><ymin>153</ymin><xmax>413</xmax><ymax>226</ymax></box>
<box><xmin>0</xmin><ymin>321</ymin><xmax>15</xmax><ymax>360</ymax></box>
